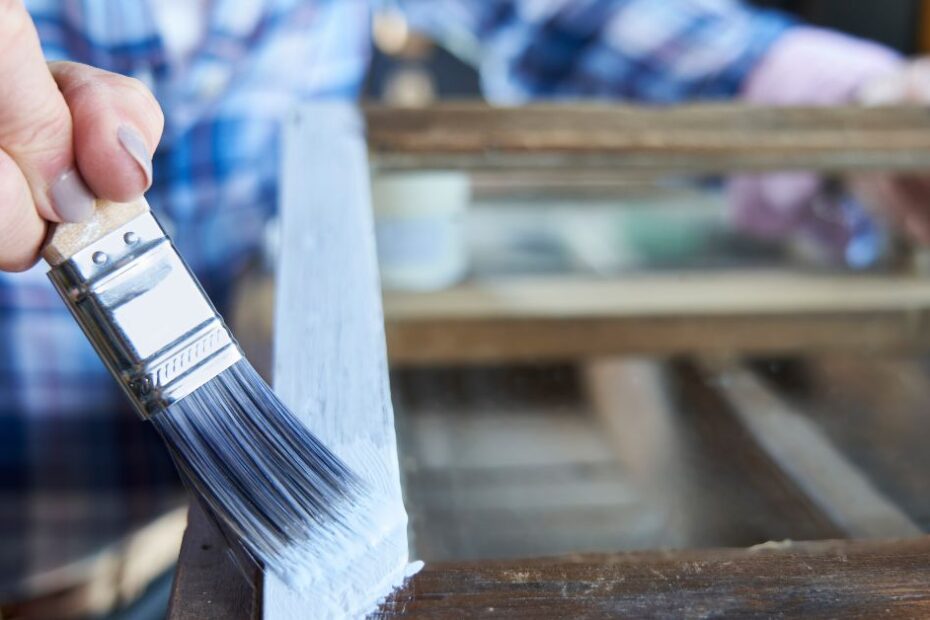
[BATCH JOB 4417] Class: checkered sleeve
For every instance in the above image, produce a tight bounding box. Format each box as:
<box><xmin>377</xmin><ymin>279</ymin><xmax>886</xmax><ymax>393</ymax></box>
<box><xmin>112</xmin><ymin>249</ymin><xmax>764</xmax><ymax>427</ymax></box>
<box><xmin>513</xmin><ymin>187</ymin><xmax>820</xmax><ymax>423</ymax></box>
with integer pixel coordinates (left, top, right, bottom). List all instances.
<box><xmin>397</xmin><ymin>0</ymin><xmax>795</xmax><ymax>102</ymax></box>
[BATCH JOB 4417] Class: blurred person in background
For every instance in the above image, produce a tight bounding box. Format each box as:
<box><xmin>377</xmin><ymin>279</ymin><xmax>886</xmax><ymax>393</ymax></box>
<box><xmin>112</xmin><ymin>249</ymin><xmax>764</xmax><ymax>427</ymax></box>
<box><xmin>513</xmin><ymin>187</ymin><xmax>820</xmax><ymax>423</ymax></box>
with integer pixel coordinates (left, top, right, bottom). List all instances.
<box><xmin>0</xmin><ymin>0</ymin><xmax>928</xmax><ymax>617</ymax></box>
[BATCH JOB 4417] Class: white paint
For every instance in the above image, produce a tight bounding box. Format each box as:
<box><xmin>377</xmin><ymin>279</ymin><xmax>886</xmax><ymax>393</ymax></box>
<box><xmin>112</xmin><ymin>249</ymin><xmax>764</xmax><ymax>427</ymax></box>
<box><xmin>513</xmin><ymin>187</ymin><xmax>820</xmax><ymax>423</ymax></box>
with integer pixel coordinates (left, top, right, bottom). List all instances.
<box><xmin>267</xmin><ymin>104</ymin><xmax>411</xmax><ymax>618</ymax></box>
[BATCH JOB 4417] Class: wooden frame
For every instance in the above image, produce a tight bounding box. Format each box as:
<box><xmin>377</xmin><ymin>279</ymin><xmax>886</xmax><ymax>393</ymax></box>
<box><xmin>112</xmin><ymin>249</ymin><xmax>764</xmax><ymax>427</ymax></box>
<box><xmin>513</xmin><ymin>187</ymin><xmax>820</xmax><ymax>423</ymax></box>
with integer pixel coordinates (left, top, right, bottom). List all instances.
<box><xmin>170</xmin><ymin>103</ymin><xmax>930</xmax><ymax>618</ymax></box>
<box><xmin>234</xmin><ymin>272</ymin><xmax>930</xmax><ymax>368</ymax></box>
<box><xmin>384</xmin><ymin>272</ymin><xmax>930</xmax><ymax>365</ymax></box>
<box><xmin>366</xmin><ymin>103</ymin><xmax>930</xmax><ymax>172</ymax></box>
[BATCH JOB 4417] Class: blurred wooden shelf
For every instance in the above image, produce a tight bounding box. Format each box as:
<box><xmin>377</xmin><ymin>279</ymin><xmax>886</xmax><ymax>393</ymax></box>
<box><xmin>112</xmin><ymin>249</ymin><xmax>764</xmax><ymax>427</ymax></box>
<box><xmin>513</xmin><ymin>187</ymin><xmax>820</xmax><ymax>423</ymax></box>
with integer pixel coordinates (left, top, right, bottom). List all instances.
<box><xmin>236</xmin><ymin>270</ymin><xmax>930</xmax><ymax>370</ymax></box>
<box><xmin>366</xmin><ymin>103</ymin><xmax>930</xmax><ymax>172</ymax></box>
<box><xmin>384</xmin><ymin>271</ymin><xmax>930</xmax><ymax>365</ymax></box>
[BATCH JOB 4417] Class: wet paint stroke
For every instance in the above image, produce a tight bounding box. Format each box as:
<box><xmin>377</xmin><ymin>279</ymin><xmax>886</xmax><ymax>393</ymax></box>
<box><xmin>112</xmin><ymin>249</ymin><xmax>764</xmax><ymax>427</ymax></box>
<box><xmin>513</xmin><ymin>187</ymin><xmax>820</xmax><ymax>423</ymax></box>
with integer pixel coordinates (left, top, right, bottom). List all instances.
<box><xmin>266</xmin><ymin>104</ymin><xmax>413</xmax><ymax>618</ymax></box>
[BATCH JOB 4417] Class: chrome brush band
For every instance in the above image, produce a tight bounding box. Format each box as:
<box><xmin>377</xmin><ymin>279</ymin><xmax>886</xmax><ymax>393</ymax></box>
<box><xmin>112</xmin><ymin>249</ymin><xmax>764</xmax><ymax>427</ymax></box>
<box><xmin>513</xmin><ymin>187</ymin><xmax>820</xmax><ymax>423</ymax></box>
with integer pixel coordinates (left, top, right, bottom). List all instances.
<box><xmin>47</xmin><ymin>212</ymin><xmax>242</xmax><ymax>418</ymax></box>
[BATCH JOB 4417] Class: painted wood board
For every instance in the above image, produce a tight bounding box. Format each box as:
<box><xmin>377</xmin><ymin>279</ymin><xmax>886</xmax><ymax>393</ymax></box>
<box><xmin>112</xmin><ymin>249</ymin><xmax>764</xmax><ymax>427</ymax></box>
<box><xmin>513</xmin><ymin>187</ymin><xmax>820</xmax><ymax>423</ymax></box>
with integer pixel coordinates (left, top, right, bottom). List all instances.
<box><xmin>266</xmin><ymin>103</ymin><xmax>411</xmax><ymax>618</ymax></box>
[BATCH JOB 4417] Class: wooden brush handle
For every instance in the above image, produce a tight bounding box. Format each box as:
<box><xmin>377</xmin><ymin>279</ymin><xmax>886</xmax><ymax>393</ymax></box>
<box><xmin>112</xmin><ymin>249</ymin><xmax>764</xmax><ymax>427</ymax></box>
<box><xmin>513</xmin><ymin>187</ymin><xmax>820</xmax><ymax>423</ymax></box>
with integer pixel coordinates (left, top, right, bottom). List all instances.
<box><xmin>42</xmin><ymin>198</ymin><xmax>150</xmax><ymax>267</ymax></box>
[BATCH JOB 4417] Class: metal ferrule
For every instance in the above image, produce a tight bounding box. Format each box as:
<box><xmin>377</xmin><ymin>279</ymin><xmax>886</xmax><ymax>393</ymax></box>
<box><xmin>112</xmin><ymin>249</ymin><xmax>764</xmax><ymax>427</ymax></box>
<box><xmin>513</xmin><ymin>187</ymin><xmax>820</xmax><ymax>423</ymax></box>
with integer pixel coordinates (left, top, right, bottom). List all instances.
<box><xmin>48</xmin><ymin>212</ymin><xmax>243</xmax><ymax>418</ymax></box>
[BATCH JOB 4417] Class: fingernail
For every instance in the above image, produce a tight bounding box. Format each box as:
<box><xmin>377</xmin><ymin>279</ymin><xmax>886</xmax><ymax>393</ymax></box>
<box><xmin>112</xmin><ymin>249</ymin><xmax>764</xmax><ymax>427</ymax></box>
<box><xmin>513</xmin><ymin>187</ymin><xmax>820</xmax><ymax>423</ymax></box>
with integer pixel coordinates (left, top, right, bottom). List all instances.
<box><xmin>50</xmin><ymin>169</ymin><xmax>95</xmax><ymax>222</ymax></box>
<box><xmin>117</xmin><ymin>125</ymin><xmax>153</xmax><ymax>188</ymax></box>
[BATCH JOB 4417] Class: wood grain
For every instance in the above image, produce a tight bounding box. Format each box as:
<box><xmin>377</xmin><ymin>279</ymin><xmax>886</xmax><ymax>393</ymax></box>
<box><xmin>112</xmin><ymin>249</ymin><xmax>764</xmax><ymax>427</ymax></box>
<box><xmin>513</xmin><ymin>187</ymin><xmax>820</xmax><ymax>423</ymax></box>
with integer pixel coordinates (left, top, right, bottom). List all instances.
<box><xmin>379</xmin><ymin>537</ymin><xmax>930</xmax><ymax>618</ymax></box>
<box><xmin>42</xmin><ymin>198</ymin><xmax>149</xmax><ymax>266</ymax></box>
<box><xmin>366</xmin><ymin>103</ymin><xmax>930</xmax><ymax>172</ymax></box>
<box><xmin>171</xmin><ymin>532</ymin><xmax>930</xmax><ymax>619</ymax></box>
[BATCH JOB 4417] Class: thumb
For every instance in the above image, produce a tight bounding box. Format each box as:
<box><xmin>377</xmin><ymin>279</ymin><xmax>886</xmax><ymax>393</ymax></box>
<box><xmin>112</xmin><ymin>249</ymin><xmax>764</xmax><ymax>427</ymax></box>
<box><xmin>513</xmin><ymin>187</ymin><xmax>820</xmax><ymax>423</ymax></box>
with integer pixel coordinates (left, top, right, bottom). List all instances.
<box><xmin>0</xmin><ymin>0</ymin><xmax>92</xmax><ymax>223</ymax></box>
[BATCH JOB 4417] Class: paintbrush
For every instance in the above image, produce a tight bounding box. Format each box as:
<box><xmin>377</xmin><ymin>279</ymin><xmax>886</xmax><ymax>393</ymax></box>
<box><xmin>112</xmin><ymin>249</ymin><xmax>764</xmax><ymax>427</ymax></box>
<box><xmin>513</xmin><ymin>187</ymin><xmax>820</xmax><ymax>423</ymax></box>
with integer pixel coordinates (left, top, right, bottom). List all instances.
<box><xmin>42</xmin><ymin>197</ymin><xmax>380</xmax><ymax>585</ymax></box>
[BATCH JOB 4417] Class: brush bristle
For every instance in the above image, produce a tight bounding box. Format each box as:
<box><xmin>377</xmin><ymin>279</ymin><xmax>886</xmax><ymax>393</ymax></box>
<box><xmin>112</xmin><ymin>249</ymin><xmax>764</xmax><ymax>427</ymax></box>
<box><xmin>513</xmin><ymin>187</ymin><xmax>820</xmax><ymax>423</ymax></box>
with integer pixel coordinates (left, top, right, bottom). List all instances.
<box><xmin>151</xmin><ymin>359</ymin><xmax>377</xmax><ymax>583</ymax></box>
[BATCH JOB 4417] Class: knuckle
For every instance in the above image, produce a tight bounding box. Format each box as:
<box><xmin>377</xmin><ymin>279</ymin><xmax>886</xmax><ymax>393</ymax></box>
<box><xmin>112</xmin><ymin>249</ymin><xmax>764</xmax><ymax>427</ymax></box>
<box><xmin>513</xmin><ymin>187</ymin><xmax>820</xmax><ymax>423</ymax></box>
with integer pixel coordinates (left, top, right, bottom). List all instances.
<box><xmin>3</xmin><ymin>100</ymin><xmax>71</xmax><ymax>154</ymax></box>
<box><xmin>116</xmin><ymin>76</ymin><xmax>165</xmax><ymax>129</ymax></box>
<box><xmin>72</xmin><ymin>71</ymin><xmax>165</xmax><ymax>136</ymax></box>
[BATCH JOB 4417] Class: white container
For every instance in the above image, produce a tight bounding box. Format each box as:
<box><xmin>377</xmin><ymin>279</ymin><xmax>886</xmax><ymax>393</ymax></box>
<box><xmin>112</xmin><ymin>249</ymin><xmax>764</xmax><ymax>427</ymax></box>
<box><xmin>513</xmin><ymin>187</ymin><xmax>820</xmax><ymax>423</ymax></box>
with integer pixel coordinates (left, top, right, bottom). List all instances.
<box><xmin>372</xmin><ymin>171</ymin><xmax>470</xmax><ymax>290</ymax></box>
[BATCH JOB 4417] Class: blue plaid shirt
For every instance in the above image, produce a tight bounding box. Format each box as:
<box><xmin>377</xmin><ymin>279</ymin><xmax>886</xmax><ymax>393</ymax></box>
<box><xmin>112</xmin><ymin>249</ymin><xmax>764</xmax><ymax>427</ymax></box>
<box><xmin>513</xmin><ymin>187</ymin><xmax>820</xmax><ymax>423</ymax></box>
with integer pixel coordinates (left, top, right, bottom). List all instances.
<box><xmin>0</xmin><ymin>0</ymin><xmax>791</xmax><ymax>597</ymax></box>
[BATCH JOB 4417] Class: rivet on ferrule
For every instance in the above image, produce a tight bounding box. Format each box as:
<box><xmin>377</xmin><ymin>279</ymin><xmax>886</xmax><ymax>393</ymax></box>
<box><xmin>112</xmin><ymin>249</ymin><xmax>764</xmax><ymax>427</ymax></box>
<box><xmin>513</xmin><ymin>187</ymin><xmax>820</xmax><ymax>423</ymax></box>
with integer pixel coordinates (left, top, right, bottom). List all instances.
<box><xmin>48</xmin><ymin>212</ymin><xmax>242</xmax><ymax>418</ymax></box>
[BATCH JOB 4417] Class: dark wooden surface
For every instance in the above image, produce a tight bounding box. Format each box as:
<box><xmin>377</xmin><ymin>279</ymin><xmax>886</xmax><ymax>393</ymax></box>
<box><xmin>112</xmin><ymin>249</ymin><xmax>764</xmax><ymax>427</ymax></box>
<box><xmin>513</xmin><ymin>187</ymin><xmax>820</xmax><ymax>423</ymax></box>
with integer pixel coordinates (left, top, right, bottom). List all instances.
<box><xmin>171</xmin><ymin>510</ymin><xmax>930</xmax><ymax>620</ymax></box>
<box><xmin>378</xmin><ymin>537</ymin><xmax>930</xmax><ymax>619</ymax></box>
<box><xmin>167</xmin><ymin>502</ymin><xmax>260</xmax><ymax>620</ymax></box>
<box><xmin>366</xmin><ymin>103</ymin><xmax>930</xmax><ymax>172</ymax></box>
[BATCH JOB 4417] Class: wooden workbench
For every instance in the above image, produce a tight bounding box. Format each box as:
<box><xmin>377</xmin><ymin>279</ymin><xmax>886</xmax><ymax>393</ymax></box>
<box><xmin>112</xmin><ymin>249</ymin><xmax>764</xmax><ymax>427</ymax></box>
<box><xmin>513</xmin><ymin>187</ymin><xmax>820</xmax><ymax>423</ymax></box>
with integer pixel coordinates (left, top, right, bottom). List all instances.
<box><xmin>170</xmin><ymin>103</ymin><xmax>930</xmax><ymax>617</ymax></box>
<box><xmin>171</xmin><ymin>504</ymin><xmax>930</xmax><ymax>619</ymax></box>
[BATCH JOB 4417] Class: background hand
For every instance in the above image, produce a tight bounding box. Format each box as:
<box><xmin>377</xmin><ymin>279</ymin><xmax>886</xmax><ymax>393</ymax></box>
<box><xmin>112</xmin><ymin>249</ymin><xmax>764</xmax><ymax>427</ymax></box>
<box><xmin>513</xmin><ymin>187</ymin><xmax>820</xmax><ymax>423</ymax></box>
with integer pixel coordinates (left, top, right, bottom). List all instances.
<box><xmin>852</xmin><ymin>59</ymin><xmax>930</xmax><ymax>244</ymax></box>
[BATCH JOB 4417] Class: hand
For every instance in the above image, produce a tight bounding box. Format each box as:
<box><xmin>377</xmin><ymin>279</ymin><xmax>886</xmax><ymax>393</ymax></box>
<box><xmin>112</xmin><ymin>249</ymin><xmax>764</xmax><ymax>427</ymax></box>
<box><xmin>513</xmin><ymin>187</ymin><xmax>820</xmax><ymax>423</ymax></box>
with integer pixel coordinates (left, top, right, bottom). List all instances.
<box><xmin>853</xmin><ymin>59</ymin><xmax>930</xmax><ymax>244</ymax></box>
<box><xmin>0</xmin><ymin>0</ymin><xmax>164</xmax><ymax>271</ymax></box>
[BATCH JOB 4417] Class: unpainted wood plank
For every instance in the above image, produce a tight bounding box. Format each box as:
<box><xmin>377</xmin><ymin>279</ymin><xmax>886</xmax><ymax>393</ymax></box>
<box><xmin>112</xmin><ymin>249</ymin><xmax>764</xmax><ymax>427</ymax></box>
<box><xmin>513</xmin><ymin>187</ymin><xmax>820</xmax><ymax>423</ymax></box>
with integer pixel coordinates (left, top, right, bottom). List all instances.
<box><xmin>384</xmin><ymin>272</ymin><xmax>930</xmax><ymax>364</ymax></box>
<box><xmin>581</xmin><ymin>358</ymin><xmax>679</xmax><ymax>472</ymax></box>
<box><xmin>580</xmin><ymin>358</ymin><xmax>695</xmax><ymax>549</ymax></box>
<box><xmin>384</xmin><ymin>272</ymin><xmax>930</xmax><ymax>319</ymax></box>
<box><xmin>366</xmin><ymin>103</ymin><xmax>930</xmax><ymax>172</ymax></box>
<box><xmin>404</xmin><ymin>407</ymin><xmax>616</xmax><ymax>470</ymax></box>
<box><xmin>387</xmin><ymin>312</ymin><xmax>930</xmax><ymax>365</ymax></box>
<box><xmin>267</xmin><ymin>103</ymin><xmax>410</xmax><ymax>618</ymax></box>
<box><xmin>798</xmin><ymin>356</ymin><xmax>930</xmax><ymax>528</ymax></box>
<box><xmin>582</xmin><ymin>358</ymin><xmax>846</xmax><ymax>547</ymax></box>
<box><xmin>469</xmin><ymin>170</ymin><xmax>675</xmax><ymax>200</ymax></box>
<box><xmin>228</xmin><ymin>271</ymin><xmax>930</xmax><ymax>365</ymax></box>
<box><xmin>379</xmin><ymin>537</ymin><xmax>930</xmax><ymax>618</ymax></box>
<box><xmin>398</xmin><ymin>396</ymin><xmax>654</xmax><ymax>561</ymax></box>
<box><xmin>168</xmin><ymin>502</ymin><xmax>260</xmax><ymax>620</ymax></box>
<box><xmin>696</xmin><ymin>360</ymin><xmax>922</xmax><ymax>539</ymax></box>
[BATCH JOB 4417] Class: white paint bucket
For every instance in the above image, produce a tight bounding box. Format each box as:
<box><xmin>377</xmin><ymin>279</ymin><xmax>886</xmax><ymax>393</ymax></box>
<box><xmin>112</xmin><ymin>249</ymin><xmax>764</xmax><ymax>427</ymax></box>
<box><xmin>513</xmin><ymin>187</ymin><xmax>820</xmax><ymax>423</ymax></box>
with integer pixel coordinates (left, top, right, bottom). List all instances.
<box><xmin>372</xmin><ymin>171</ymin><xmax>470</xmax><ymax>290</ymax></box>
